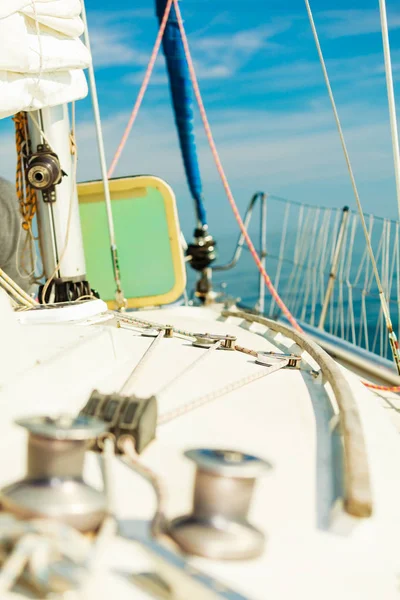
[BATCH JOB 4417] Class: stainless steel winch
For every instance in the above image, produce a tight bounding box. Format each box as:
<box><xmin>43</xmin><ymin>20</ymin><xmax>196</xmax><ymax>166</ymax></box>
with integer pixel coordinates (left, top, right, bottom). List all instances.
<box><xmin>168</xmin><ymin>448</ymin><xmax>272</xmax><ymax>560</ymax></box>
<box><xmin>0</xmin><ymin>415</ymin><xmax>107</xmax><ymax>532</ymax></box>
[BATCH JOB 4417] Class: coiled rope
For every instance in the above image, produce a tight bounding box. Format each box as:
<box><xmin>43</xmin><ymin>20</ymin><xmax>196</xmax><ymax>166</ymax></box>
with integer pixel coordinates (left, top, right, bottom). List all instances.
<box><xmin>13</xmin><ymin>112</ymin><xmax>37</xmax><ymax>233</ymax></box>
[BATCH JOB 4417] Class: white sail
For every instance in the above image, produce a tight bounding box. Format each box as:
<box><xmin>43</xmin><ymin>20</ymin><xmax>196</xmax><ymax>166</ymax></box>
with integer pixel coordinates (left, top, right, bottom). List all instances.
<box><xmin>0</xmin><ymin>0</ymin><xmax>91</xmax><ymax>119</ymax></box>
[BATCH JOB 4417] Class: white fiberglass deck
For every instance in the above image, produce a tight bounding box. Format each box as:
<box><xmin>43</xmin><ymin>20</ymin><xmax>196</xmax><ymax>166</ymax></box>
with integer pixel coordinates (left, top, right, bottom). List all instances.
<box><xmin>1</xmin><ymin>299</ymin><xmax>400</xmax><ymax>599</ymax></box>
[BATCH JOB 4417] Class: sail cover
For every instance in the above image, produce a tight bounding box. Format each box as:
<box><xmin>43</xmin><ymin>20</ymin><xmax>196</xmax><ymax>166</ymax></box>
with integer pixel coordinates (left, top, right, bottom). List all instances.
<box><xmin>0</xmin><ymin>0</ymin><xmax>91</xmax><ymax>119</ymax></box>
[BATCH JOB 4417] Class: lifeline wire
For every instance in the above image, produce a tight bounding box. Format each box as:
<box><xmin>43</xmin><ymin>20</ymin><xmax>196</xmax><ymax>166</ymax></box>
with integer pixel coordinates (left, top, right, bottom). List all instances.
<box><xmin>305</xmin><ymin>0</ymin><xmax>400</xmax><ymax>376</ymax></box>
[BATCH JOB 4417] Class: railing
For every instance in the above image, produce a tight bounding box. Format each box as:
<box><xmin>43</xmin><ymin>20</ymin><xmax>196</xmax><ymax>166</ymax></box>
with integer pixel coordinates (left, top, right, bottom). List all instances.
<box><xmin>214</xmin><ymin>193</ymin><xmax>400</xmax><ymax>361</ymax></box>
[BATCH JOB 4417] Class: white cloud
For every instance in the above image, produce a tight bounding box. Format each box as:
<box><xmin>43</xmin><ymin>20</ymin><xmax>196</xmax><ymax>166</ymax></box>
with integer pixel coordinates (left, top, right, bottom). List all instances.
<box><xmin>123</xmin><ymin>58</ymin><xmax>232</xmax><ymax>86</ymax></box>
<box><xmin>87</xmin><ymin>9</ymin><xmax>294</xmax><ymax>80</ymax></box>
<box><xmin>318</xmin><ymin>9</ymin><xmax>400</xmax><ymax>38</ymax></box>
<box><xmin>88</xmin><ymin>24</ymin><xmax>150</xmax><ymax>68</ymax></box>
<box><xmin>0</xmin><ymin>99</ymin><xmax>397</xmax><ymax>238</ymax></box>
<box><xmin>69</xmin><ymin>99</ymin><xmax>398</xmax><ymax>231</ymax></box>
<box><xmin>189</xmin><ymin>22</ymin><xmax>293</xmax><ymax>80</ymax></box>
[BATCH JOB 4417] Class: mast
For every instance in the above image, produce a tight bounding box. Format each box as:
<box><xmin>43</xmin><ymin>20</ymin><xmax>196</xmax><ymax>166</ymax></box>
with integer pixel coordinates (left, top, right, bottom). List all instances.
<box><xmin>155</xmin><ymin>0</ymin><xmax>207</xmax><ymax>229</ymax></box>
<box><xmin>0</xmin><ymin>2</ymin><xmax>93</xmax><ymax>303</ymax></box>
<box><xmin>28</xmin><ymin>106</ymin><xmax>89</xmax><ymax>302</ymax></box>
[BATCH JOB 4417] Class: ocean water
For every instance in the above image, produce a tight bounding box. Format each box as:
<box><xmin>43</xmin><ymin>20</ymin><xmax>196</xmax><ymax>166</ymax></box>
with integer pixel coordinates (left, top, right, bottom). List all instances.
<box><xmin>186</xmin><ymin>228</ymin><xmax>398</xmax><ymax>360</ymax></box>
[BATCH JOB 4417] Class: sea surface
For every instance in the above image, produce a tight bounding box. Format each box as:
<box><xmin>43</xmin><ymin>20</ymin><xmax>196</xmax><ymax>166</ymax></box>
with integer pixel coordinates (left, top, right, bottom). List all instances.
<box><xmin>186</xmin><ymin>229</ymin><xmax>399</xmax><ymax>361</ymax></box>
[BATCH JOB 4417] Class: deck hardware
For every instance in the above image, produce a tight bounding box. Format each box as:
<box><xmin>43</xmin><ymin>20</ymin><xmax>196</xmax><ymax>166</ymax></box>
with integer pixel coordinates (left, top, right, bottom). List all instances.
<box><xmin>187</xmin><ymin>227</ymin><xmax>217</xmax><ymax>272</ymax></box>
<box><xmin>164</xmin><ymin>325</ymin><xmax>174</xmax><ymax>338</ymax></box>
<box><xmin>168</xmin><ymin>448</ymin><xmax>272</xmax><ymax>560</ymax></box>
<box><xmin>256</xmin><ymin>351</ymin><xmax>301</xmax><ymax>369</ymax></box>
<box><xmin>219</xmin><ymin>335</ymin><xmax>237</xmax><ymax>350</ymax></box>
<box><xmin>0</xmin><ymin>415</ymin><xmax>107</xmax><ymax>532</ymax></box>
<box><xmin>26</xmin><ymin>144</ymin><xmax>65</xmax><ymax>202</ymax></box>
<box><xmin>192</xmin><ymin>333</ymin><xmax>236</xmax><ymax>349</ymax></box>
<box><xmin>142</xmin><ymin>325</ymin><xmax>173</xmax><ymax>338</ymax></box>
<box><xmin>141</xmin><ymin>327</ymin><xmax>162</xmax><ymax>337</ymax></box>
<box><xmin>80</xmin><ymin>390</ymin><xmax>157</xmax><ymax>455</ymax></box>
<box><xmin>192</xmin><ymin>333</ymin><xmax>226</xmax><ymax>348</ymax></box>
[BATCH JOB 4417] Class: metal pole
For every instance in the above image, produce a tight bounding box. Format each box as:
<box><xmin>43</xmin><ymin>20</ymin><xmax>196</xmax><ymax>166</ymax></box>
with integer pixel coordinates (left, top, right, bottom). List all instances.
<box><xmin>378</xmin><ymin>0</ymin><xmax>400</xmax><ymax>222</ymax></box>
<box><xmin>256</xmin><ymin>193</ymin><xmax>267</xmax><ymax>314</ymax></box>
<box><xmin>213</xmin><ymin>192</ymin><xmax>262</xmax><ymax>272</ymax></box>
<box><xmin>80</xmin><ymin>0</ymin><xmax>126</xmax><ymax>309</ymax></box>
<box><xmin>28</xmin><ymin>106</ymin><xmax>87</xmax><ymax>280</ymax></box>
<box><xmin>318</xmin><ymin>206</ymin><xmax>350</xmax><ymax>330</ymax></box>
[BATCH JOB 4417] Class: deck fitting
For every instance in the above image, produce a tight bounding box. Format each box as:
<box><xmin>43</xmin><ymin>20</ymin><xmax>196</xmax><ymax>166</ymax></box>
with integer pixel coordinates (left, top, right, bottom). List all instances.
<box><xmin>256</xmin><ymin>351</ymin><xmax>301</xmax><ymax>369</ymax></box>
<box><xmin>168</xmin><ymin>448</ymin><xmax>272</xmax><ymax>560</ymax></box>
<box><xmin>219</xmin><ymin>335</ymin><xmax>237</xmax><ymax>350</ymax></box>
<box><xmin>164</xmin><ymin>325</ymin><xmax>174</xmax><ymax>338</ymax></box>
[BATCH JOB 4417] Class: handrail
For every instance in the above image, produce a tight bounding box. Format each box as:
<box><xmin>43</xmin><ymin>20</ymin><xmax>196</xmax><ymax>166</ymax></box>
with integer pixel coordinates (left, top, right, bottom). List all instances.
<box><xmin>213</xmin><ymin>192</ymin><xmax>266</xmax><ymax>272</ymax></box>
<box><xmin>215</xmin><ymin>191</ymin><xmax>400</xmax><ymax>362</ymax></box>
<box><xmin>222</xmin><ymin>309</ymin><xmax>373</xmax><ymax>519</ymax></box>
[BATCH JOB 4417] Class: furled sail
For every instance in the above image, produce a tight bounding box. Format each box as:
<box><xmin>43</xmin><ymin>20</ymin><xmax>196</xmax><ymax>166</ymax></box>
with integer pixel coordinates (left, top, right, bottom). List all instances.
<box><xmin>155</xmin><ymin>0</ymin><xmax>207</xmax><ymax>227</ymax></box>
<box><xmin>0</xmin><ymin>0</ymin><xmax>91</xmax><ymax>119</ymax></box>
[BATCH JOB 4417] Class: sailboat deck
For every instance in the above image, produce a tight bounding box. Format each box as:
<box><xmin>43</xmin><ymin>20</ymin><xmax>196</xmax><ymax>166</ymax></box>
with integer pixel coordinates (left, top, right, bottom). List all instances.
<box><xmin>1</xmin><ymin>302</ymin><xmax>400</xmax><ymax>598</ymax></box>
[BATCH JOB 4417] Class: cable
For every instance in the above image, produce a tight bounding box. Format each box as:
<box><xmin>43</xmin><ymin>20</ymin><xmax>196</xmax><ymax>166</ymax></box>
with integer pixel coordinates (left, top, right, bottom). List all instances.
<box><xmin>81</xmin><ymin>0</ymin><xmax>126</xmax><ymax>308</ymax></box>
<box><xmin>41</xmin><ymin>103</ymin><xmax>78</xmax><ymax>304</ymax></box>
<box><xmin>378</xmin><ymin>0</ymin><xmax>400</xmax><ymax>222</ymax></box>
<box><xmin>304</xmin><ymin>0</ymin><xmax>400</xmax><ymax>375</ymax></box>
<box><xmin>172</xmin><ymin>0</ymin><xmax>303</xmax><ymax>333</ymax></box>
<box><xmin>107</xmin><ymin>0</ymin><xmax>174</xmax><ymax>178</ymax></box>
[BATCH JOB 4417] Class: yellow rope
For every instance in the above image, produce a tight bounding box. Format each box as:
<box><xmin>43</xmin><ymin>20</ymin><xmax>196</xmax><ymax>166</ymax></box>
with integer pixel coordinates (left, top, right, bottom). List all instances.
<box><xmin>13</xmin><ymin>112</ymin><xmax>37</xmax><ymax>232</ymax></box>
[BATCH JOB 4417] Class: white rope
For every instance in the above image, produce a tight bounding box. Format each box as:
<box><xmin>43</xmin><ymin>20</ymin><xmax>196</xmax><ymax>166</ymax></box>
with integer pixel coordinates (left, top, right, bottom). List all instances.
<box><xmin>28</xmin><ymin>112</ymin><xmax>56</xmax><ymax>157</ymax></box>
<box><xmin>15</xmin><ymin>225</ymin><xmax>38</xmax><ymax>280</ymax></box>
<box><xmin>0</xmin><ymin>517</ymin><xmax>91</xmax><ymax>595</ymax></box>
<box><xmin>158</xmin><ymin>359</ymin><xmax>288</xmax><ymax>425</ymax></box>
<box><xmin>0</xmin><ymin>534</ymin><xmax>32</xmax><ymax>593</ymax></box>
<box><xmin>156</xmin><ymin>340</ymin><xmax>222</xmax><ymax>397</ymax></box>
<box><xmin>119</xmin><ymin>330</ymin><xmax>165</xmax><ymax>394</ymax></box>
<box><xmin>0</xmin><ymin>269</ymin><xmax>37</xmax><ymax>307</ymax></box>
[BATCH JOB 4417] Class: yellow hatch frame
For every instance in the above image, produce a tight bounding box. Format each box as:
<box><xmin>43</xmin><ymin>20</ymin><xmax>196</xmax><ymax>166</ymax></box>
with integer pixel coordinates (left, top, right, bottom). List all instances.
<box><xmin>78</xmin><ymin>176</ymin><xmax>186</xmax><ymax>309</ymax></box>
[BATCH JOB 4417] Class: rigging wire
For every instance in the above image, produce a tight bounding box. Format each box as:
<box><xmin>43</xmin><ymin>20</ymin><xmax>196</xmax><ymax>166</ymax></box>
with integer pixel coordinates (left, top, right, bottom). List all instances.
<box><xmin>79</xmin><ymin>2</ymin><xmax>400</xmax><ymax>392</ymax></box>
<box><xmin>41</xmin><ymin>103</ymin><xmax>78</xmax><ymax>303</ymax></box>
<box><xmin>378</xmin><ymin>0</ymin><xmax>400</xmax><ymax>223</ymax></box>
<box><xmin>158</xmin><ymin>358</ymin><xmax>288</xmax><ymax>425</ymax></box>
<box><xmin>107</xmin><ymin>0</ymin><xmax>174</xmax><ymax>178</ymax></box>
<box><xmin>81</xmin><ymin>0</ymin><xmax>126</xmax><ymax>309</ymax></box>
<box><xmin>304</xmin><ymin>0</ymin><xmax>400</xmax><ymax>376</ymax></box>
<box><xmin>171</xmin><ymin>0</ymin><xmax>303</xmax><ymax>334</ymax></box>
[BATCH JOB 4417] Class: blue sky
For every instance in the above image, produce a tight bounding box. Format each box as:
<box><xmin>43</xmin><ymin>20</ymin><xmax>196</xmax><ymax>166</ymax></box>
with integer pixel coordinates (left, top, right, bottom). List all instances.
<box><xmin>1</xmin><ymin>0</ymin><xmax>400</xmax><ymax>236</ymax></box>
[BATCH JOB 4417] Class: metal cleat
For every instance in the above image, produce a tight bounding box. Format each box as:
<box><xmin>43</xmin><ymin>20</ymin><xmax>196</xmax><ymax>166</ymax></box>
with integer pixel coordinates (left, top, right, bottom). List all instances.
<box><xmin>256</xmin><ymin>351</ymin><xmax>301</xmax><ymax>369</ymax></box>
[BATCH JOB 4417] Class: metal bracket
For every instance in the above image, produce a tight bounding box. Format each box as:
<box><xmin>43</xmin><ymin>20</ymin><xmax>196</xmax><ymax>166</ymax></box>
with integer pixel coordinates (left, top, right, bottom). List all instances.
<box><xmin>80</xmin><ymin>391</ymin><xmax>157</xmax><ymax>454</ymax></box>
<box><xmin>192</xmin><ymin>333</ymin><xmax>236</xmax><ymax>350</ymax></box>
<box><xmin>256</xmin><ymin>351</ymin><xmax>301</xmax><ymax>369</ymax></box>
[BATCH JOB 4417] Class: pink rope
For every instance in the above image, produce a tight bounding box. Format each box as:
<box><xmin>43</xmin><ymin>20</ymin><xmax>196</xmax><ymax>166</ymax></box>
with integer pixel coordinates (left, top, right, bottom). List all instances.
<box><xmin>108</xmin><ymin>0</ymin><xmax>400</xmax><ymax>392</ymax></box>
<box><xmin>172</xmin><ymin>0</ymin><xmax>303</xmax><ymax>333</ymax></box>
<box><xmin>107</xmin><ymin>0</ymin><xmax>174</xmax><ymax>179</ymax></box>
